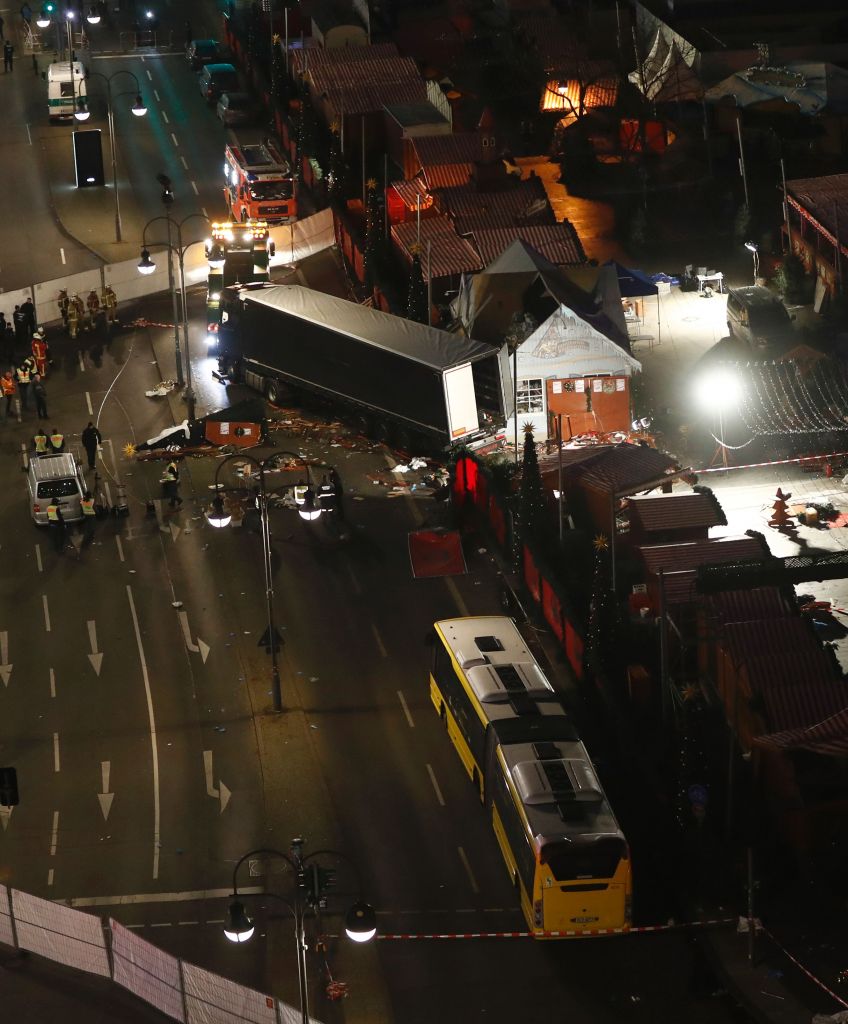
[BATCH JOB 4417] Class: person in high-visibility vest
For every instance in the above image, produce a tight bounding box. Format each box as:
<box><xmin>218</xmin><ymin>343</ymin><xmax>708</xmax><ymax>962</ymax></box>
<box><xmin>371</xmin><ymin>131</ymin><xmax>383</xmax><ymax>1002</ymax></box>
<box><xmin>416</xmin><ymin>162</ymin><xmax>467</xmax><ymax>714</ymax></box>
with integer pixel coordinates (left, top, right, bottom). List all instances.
<box><xmin>15</xmin><ymin>360</ymin><xmax>31</xmax><ymax>411</ymax></box>
<box><xmin>31</xmin><ymin>328</ymin><xmax>48</xmax><ymax>376</ymax></box>
<box><xmin>49</xmin><ymin>427</ymin><xmax>64</xmax><ymax>452</ymax></box>
<box><xmin>102</xmin><ymin>284</ymin><xmax>117</xmax><ymax>324</ymax></box>
<box><xmin>86</xmin><ymin>289</ymin><xmax>100</xmax><ymax>331</ymax></box>
<box><xmin>81</xmin><ymin>490</ymin><xmax>96</xmax><ymax>546</ymax></box>
<box><xmin>47</xmin><ymin>500</ymin><xmax>65</xmax><ymax>552</ymax></box>
<box><xmin>33</xmin><ymin>428</ymin><xmax>49</xmax><ymax>454</ymax></box>
<box><xmin>57</xmin><ymin>289</ymin><xmax>69</xmax><ymax>329</ymax></box>
<box><xmin>1</xmin><ymin>369</ymin><xmax>15</xmax><ymax>420</ymax></box>
<box><xmin>66</xmin><ymin>297</ymin><xmax>79</xmax><ymax>339</ymax></box>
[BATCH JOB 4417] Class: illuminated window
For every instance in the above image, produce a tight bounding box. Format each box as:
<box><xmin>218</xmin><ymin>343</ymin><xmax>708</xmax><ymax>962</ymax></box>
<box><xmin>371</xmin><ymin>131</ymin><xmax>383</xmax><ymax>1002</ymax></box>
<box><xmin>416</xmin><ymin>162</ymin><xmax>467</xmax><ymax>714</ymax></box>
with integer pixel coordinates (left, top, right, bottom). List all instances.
<box><xmin>517</xmin><ymin>378</ymin><xmax>544</xmax><ymax>414</ymax></box>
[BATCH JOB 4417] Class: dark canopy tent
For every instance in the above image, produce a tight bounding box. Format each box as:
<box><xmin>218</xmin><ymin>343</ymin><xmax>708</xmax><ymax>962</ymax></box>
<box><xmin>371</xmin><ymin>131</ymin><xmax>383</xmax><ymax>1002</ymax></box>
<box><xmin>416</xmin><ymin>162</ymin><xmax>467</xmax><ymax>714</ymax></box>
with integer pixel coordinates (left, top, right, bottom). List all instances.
<box><xmin>605</xmin><ymin>261</ymin><xmax>661</xmax><ymax>347</ymax></box>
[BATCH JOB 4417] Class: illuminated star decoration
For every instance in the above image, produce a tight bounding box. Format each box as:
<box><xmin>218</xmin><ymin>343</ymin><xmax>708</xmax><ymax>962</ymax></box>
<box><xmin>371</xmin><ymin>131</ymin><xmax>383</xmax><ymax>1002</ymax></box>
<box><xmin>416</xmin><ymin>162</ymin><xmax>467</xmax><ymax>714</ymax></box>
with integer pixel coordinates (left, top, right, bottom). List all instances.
<box><xmin>123</xmin><ymin>442</ymin><xmax>136</xmax><ymax>458</ymax></box>
<box><xmin>366</xmin><ymin>177</ymin><xmax>377</xmax><ymax>191</ymax></box>
<box><xmin>593</xmin><ymin>534</ymin><xmax>609</xmax><ymax>552</ymax></box>
<box><xmin>681</xmin><ymin>683</ymin><xmax>699</xmax><ymax>702</ymax></box>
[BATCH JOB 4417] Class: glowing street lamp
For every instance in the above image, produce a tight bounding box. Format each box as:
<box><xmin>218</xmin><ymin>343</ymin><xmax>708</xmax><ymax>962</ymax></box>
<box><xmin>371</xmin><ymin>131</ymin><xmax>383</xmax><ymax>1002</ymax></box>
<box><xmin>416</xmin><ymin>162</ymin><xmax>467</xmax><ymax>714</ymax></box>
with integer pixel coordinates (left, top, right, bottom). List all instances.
<box><xmin>744</xmin><ymin>240</ymin><xmax>760</xmax><ymax>285</ymax></box>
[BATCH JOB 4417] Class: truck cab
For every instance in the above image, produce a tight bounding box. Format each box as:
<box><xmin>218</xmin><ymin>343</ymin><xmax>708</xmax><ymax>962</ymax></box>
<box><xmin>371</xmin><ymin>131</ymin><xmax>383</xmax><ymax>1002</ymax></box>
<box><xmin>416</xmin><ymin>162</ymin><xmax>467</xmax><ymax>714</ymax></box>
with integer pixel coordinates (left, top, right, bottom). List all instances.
<box><xmin>224</xmin><ymin>141</ymin><xmax>296</xmax><ymax>224</ymax></box>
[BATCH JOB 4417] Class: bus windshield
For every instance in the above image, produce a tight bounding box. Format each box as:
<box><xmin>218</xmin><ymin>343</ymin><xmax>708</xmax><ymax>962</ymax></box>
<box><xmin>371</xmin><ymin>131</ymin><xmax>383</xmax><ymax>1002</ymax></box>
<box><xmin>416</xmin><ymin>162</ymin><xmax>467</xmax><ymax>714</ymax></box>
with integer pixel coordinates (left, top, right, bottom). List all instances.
<box><xmin>250</xmin><ymin>180</ymin><xmax>293</xmax><ymax>201</ymax></box>
<box><xmin>542</xmin><ymin>836</ymin><xmax>627</xmax><ymax>881</ymax></box>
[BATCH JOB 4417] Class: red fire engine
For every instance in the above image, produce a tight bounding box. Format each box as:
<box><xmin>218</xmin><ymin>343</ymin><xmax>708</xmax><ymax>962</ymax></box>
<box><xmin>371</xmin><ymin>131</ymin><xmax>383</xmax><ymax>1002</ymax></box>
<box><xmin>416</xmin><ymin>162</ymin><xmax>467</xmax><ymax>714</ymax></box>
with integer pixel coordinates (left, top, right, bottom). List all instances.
<box><xmin>224</xmin><ymin>140</ymin><xmax>297</xmax><ymax>224</ymax></box>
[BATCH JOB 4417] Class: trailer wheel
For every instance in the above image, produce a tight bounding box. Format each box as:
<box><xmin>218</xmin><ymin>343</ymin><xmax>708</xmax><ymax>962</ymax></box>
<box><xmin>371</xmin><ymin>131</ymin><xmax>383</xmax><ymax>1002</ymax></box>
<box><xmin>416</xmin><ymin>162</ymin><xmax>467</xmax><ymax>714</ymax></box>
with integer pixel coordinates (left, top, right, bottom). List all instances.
<box><xmin>265</xmin><ymin>379</ymin><xmax>282</xmax><ymax>405</ymax></box>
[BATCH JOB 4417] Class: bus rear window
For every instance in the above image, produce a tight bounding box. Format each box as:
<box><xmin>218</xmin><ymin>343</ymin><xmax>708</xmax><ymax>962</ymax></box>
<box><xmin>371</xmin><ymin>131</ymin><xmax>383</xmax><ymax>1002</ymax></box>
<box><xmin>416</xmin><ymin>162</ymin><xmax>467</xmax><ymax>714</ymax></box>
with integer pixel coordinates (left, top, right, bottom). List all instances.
<box><xmin>542</xmin><ymin>837</ymin><xmax>626</xmax><ymax>881</ymax></box>
<box><xmin>37</xmin><ymin>479</ymin><xmax>78</xmax><ymax>499</ymax></box>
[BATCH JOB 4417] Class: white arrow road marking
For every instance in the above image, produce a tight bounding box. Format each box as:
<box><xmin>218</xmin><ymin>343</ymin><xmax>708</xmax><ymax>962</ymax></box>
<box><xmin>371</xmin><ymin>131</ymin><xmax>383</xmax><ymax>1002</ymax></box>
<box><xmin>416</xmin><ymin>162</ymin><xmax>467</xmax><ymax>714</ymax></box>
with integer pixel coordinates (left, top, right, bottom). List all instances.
<box><xmin>169</xmin><ymin>523</ymin><xmax>181</xmax><ymax>543</ymax></box>
<box><xmin>0</xmin><ymin>806</ymin><xmax>12</xmax><ymax>831</ymax></box>
<box><xmin>0</xmin><ymin>631</ymin><xmax>12</xmax><ymax>687</ymax></box>
<box><xmin>98</xmin><ymin>760</ymin><xmax>115</xmax><ymax>820</ymax></box>
<box><xmin>178</xmin><ymin>611</ymin><xmax>210</xmax><ymax>663</ymax></box>
<box><xmin>203</xmin><ymin>751</ymin><xmax>231</xmax><ymax>814</ymax></box>
<box><xmin>87</xmin><ymin>620</ymin><xmax>103</xmax><ymax>675</ymax></box>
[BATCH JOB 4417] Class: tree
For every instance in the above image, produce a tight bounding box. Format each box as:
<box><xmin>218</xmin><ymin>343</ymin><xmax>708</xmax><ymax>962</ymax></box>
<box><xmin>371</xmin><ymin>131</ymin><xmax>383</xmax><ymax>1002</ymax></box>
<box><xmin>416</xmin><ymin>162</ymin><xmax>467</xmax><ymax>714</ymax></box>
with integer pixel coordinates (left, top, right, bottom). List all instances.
<box><xmin>587</xmin><ymin>534</ymin><xmax>617</xmax><ymax>675</ymax></box>
<box><xmin>517</xmin><ymin>424</ymin><xmax>547</xmax><ymax>542</ymax></box>
<box><xmin>406</xmin><ymin>249</ymin><xmax>428</xmax><ymax>324</ymax></box>
<box><xmin>271</xmin><ymin>35</ymin><xmax>290</xmax><ymax>111</ymax></box>
<box><xmin>674</xmin><ymin>684</ymin><xmax>711</xmax><ymax>832</ymax></box>
<box><xmin>294</xmin><ymin>78</ymin><xmax>315</xmax><ymax>181</ymax></box>
<box><xmin>773</xmin><ymin>253</ymin><xmax>811</xmax><ymax>305</ymax></box>
<box><xmin>327</xmin><ymin>123</ymin><xmax>346</xmax><ymax>208</ymax></box>
<box><xmin>362</xmin><ymin>178</ymin><xmax>381</xmax><ymax>288</ymax></box>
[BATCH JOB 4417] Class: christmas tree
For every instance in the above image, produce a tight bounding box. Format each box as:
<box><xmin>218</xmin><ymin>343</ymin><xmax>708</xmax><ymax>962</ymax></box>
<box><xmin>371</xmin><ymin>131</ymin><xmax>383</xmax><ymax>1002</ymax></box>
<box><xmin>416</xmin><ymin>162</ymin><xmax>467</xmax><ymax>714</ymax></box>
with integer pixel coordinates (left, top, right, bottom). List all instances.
<box><xmin>294</xmin><ymin>78</ymin><xmax>315</xmax><ymax>181</ymax></box>
<box><xmin>327</xmin><ymin>123</ymin><xmax>346</xmax><ymax>207</ymax></box>
<box><xmin>518</xmin><ymin>424</ymin><xmax>546</xmax><ymax>542</ymax></box>
<box><xmin>769</xmin><ymin>487</ymin><xmax>792</xmax><ymax>528</ymax></box>
<box><xmin>271</xmin><ymin>35</ymin><xmax>290</xmax><ymax>111</ymax></box>
<box><xmin>587</xmin><ymin>534</ymin><xmax>617</xmax><ymax>674</ymax></box>
<box><xmin>406</xmin><ymin>249</ymin><xmax>428</xmax><ymax>324</ymax></box>
<box><xmin>363</xmin><ymin>178</ymin><xmax>381</xmax><ymax>288</ymax></box>
<box><xmin>674</xmin><ymin>684</ymin><xmax>710</xmax><ymax>832</ymax></box>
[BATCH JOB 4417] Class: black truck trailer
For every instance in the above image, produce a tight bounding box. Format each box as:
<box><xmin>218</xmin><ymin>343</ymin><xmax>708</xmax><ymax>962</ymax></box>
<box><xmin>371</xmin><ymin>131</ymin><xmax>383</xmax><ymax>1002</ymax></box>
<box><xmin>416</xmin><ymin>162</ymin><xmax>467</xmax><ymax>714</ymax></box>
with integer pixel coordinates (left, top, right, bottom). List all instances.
<box><xmin>217</xmin><ymin>283</ymin><xmax>512</xmax><ymax>451</ymax></box>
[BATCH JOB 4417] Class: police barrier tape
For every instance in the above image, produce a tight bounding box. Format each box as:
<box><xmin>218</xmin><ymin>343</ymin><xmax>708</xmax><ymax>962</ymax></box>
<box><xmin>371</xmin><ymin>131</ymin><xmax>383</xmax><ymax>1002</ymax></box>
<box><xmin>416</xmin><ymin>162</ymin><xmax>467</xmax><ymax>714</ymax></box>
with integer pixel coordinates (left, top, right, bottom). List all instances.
<box><xmin>698</xmin><ymin>450</ymin><xmax>848</xmax><ymax>474</ymax></box>
<box><xmin>129</xmin><ymin>317</ymin><xmax>176</xmax><ymax>329</ymax></box>
<box><xmin>368</xmin><ymin>917</ymin><xmax>735</xmax><ymax>940</ymax></box>
<box><xmin>759</xmin><ymin>925</ymin><xmax>848</xmax><ymax>1010</ymax></box>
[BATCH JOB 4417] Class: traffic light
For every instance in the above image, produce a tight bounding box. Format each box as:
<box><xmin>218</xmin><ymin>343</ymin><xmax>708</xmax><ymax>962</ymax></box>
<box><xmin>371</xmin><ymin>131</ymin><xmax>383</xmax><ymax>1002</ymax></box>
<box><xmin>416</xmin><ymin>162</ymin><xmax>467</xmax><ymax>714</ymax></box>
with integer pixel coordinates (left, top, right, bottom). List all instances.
<box><xmin>304</xmin><ymin>864</ymin><xmax>337</xmax><ymax>908</ymax></box>
<box><xmin>156</xmin><ymin>172</ymin><xmax>174</xmax><ymax>205</ymax></box>
<box><xmin>0</xmin><ymin>766</ymin><xmax>19</xmax><ymax>807</ymax></box>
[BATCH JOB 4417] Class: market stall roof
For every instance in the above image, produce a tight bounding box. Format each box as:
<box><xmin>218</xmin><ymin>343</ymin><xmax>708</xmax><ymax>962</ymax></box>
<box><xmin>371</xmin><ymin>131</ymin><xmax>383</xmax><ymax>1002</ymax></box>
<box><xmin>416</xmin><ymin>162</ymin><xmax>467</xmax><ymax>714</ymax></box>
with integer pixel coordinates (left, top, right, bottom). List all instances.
<box><xmin>470</xmin><ymin>223</ymin><xmax>586</xmax><ymax>267</ymax></box>
<box><xmin>627</xmin><ymin>491</ymin><xmax>726</xmax><ymax>534</ymax></box>
<box><xmin>516</xmin><ymin>307</ymin><xmax>641</xmax><ymax>380</ymax></box>
<box><xmin>638</xmin><ymin>537</ymin><xmax>767</xmax><ymax>605</ymax></box>
<box><xmin>538</xmin><ymin>442</ymin><xmax>676</xmax><ymax>496</ymax></box>
<box><xmin>605</xmin><ymin>261</ymin><xmax>659</xmax><ymax>298</ymax></box>
<box><xmin>436</xmin><ymin>178</ymin><xmax>553</xmax><ymax>233</ymax></box>
<box><xmin>391</xmin><ymin>215</ymin><xmax>483</xmax><ymax>281</ymax></box>
<box><xmin>704</xmin><ymin>62</ymin><xmax>848</xmax><ymax>115</ymax></box>
<box><xmin>291</xmin><ymin>41</ymin><xmax>399</xmax><ymax>76</ymax></box>
<box><xmin>755</xmin><ymin>707</ymin><xmax>848</xmax><ymax>757</ymax></box>
<box><xmin>785</xmin><ymin>173</ymin><xmax>848</xmax><ymax>260</ymax></box>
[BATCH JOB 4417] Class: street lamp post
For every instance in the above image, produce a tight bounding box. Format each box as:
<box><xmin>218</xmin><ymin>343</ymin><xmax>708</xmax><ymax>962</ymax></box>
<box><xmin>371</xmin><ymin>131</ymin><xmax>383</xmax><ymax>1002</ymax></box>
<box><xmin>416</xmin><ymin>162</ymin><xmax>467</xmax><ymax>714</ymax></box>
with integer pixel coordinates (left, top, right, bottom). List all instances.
<box><xmin>138</xmin><ymin>207</ymin><xmax>211</xmax><ymax>416</ymax></box>
<box><xmin>74</xmin><ymin>70</ymin><xmax>147</xmax><ymax>242</ymax></box>
<box><xmin>224</xmin><ymin>840</ymin><xmax>376</xmax><ymax>1024</ymax></box>
<box><xmin>744</xmin><ymin>240</ymin><xmax>760</xmax><ymax>286</ymax></box>
<box><xmin>206</xmin><ymin>450</ymin><xmax>326</xmax><ymax>713</ymax></box>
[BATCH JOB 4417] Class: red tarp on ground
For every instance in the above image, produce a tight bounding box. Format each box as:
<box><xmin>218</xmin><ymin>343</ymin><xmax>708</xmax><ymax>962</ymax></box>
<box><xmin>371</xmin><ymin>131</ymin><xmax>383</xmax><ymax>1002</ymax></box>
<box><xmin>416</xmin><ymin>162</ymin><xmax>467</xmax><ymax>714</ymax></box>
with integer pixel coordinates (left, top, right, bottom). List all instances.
<box><xmin>408</xmin><ymin>529</ymin><xmax>467</xmax><ymax>578</ymax></box>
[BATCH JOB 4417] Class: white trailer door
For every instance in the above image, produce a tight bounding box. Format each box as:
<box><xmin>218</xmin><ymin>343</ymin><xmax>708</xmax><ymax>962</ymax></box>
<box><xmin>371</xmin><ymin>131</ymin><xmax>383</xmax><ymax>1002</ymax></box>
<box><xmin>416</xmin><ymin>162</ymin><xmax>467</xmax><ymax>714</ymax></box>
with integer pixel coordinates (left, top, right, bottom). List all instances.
<box><xmin>443</xmin><ymin>362</ymin><xmax>480</xmax><ymax>440</ymax></box>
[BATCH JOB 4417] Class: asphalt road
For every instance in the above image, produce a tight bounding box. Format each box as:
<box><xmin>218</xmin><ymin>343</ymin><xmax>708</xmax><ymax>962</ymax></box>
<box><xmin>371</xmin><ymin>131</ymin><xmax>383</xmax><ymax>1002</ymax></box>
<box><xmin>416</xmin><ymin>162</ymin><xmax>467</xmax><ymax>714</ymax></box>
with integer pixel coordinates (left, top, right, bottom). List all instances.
<box><xmin>0</xmin><ymin>285</ymin><xmax>755</xmax><ymax>1024</ymax></box>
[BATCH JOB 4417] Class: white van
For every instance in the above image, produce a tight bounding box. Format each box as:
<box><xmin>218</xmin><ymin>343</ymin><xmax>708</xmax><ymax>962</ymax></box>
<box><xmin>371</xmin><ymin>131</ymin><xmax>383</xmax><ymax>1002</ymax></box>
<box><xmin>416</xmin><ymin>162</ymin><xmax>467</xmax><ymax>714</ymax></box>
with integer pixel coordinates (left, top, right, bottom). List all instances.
<box><xmin>27</xmin><ymin>453</ymin><xmax>87</xmax><ymax>525</ymax></box>
<box><xmin>47</xmin><ymin>61</ymin><xmax>87</xmax><ymax>123</ymax></box>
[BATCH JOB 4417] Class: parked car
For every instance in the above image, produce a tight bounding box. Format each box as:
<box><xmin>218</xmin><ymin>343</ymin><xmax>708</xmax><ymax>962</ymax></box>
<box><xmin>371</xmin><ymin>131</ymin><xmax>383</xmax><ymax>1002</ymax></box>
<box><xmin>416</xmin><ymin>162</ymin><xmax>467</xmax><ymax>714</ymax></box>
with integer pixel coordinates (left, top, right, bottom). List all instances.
<box><xmin>199</xmin><ymin>63</ymin><xmax>240</xmax><ymax>103</ymax></box>
<box><xmin>186</xmin><ymin>38</ymin><xmax>223</xmax><ymax>70</ymax></box>
<box><xmin>27</xmin><ymin>452</ymin><xmax>86</xmax><ymax>525</ymax></box>
<box><xmin>726</xmin><ymin>285</ymin><xmax>795</xmax><ymax>351</ymax></box>
<box><xmin>216</xmin><ymin>91</ymin><xmax>257</xmax><ymax>127</ymax></box>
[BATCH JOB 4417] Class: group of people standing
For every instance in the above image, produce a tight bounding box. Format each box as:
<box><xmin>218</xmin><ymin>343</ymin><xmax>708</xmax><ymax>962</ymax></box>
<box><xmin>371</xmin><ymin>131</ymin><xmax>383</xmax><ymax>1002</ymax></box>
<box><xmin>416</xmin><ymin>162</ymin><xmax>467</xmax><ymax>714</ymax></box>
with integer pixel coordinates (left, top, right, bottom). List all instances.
<box><xmin>1</xmin><ymin>298</ymin><xmax>51</xmax><ymax>421</ymax></box>
<box><xmin>57</xmin><ymin>286</ymin><xmax>118</xmax><ymax>339</ymax></box>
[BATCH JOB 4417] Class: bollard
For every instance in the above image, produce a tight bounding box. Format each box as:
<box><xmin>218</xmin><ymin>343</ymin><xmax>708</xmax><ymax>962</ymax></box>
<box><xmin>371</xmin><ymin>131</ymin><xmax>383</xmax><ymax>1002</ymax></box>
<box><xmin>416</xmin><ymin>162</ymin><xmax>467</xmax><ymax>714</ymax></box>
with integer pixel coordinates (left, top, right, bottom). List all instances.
<box><xmin>114</xmin><ymin>481</ymin><xmax>130</xmax><ymax>516</ymax></box>
<box><xmin>20</xmin><ymin>442</ymin><xmax>29</xmax><ymax>473</ymax></box>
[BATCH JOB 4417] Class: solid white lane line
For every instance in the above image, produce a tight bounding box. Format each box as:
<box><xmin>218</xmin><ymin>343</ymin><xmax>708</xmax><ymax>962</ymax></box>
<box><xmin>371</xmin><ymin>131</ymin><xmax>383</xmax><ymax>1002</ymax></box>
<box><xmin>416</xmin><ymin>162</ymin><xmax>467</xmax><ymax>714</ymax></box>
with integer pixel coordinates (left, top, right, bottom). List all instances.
<box><xmin>116</xmin><ymin>535</ymin><xmax>125</xmax><ymax>562</ymax></box>
<box><xmin>170</xmin><ymin>132</ymin><xmax>179</xmax><ymax>147</ymax></box>
<box><xmin>153</xmin><ymin>89</ymin><xmax>160</xmax><ymax>102</ymax></box>
<box><xmin>49</xmin><ymin>668</ymin><xmax>56</xmax><ymax>698</ymax></box>
<box><xmin>371</xmin><ymin>622</ymin><xmax>387</xmax><ymax>657</ymax></box>
<box><xmin>445</xmin><ymin>577</ymin><xmax>470</xmax><ymax>618</ymax></box>
<box><xmin>397</xmin><ymin>690</ymin><xmax>415</xmax><ymax>728</ymax></box>
<box><xmin>457</xmin><ymin>846</ymin><xmax>480</xmax><ymax>893</ymax></box>
<box><xmin>53</xmin><ymin>733</ymin><xmax>60</xmax><ymax>772</ymax></box>
<box><xmin>78</xmin><ymin>350</ymin><xmax>85</xmax><ymax>373</ymax></box>
<box><xmin>345</xmin><ymin>560</ymin><xmax>361</xmax><ymax>595</ymax></box>
<box><xmin>190</xmin><ymin>180</ymin><xmax>198</xmax><ymax>195</ymax></box>
<box><xmin>66</xmin><ymin>886</ymin><xmax>264</xmax><ymax>907</ymax></box>
<box><xmin>180</xmin><ymin>156</ymin><xmax>188</xmax><ymax>169</ymax></box>
<box><xmin>161</xmin><ymin>110</ymin><xmax>169</xmax><ymax>124</ymax></box>
<box><xmin>126</xmin><ymin>586</ymin><xmax>161</xmax><ymax>880</ymax></box>
<box><xmin>42</xmin><ymin>594</ymin><xmax>51</xmax><ymax>632</ymax></box>
<box><xmin>50</xmin><ymin>811</ymin><xmax>59</xmax><ymax>855</ymax></box>
<box><xmin>35</xmin><ymin>544</ymin><xmax>42</xmax><ymax>572</ymax></box>
<box><xmin>60</xmin><ymin>248</ymin><xmax>66</xmax><ymax>266</ymax></box>
<box><xmin>85</xmin><ymin>391</ymin><xmax>93</xmax><ymax>415</ymax></box>
<box><xmin>47</xmin><ymin>868</ymin><xmax>54</xmax><ymax>886</ymax></box>
<box><xmin>426</xmin><ymin>764</ymin><xmax>445</xmax><ymax>806</ymax></box>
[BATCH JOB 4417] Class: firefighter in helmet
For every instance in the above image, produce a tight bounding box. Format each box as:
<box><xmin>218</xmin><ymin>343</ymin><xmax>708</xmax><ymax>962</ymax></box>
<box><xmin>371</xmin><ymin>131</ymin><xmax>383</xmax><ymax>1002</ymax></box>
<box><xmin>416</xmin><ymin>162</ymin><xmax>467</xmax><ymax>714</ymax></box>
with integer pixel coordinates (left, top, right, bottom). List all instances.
<box><xmin>85</xmin><ymin>289</ymin><xmax>100</xmax><ymax>331</ymax></box>
<box><xmin>31</xmin><ymin>327</ymin><xmax>49</xmax><ymax>377</ymax></box>
<box><xmin>101</xmin><ymin>284</ymin><xmax>117</xmax><ymax>325</ymax></box>
<box><xmin>57</xmin><ymin>289</ymin><xmax>69</xmax><ymax>329</ymax></box>
<box><xmin>67</xmin><ymin>295</ymin><xmax>81</xmax><ymax>339</ymax></box>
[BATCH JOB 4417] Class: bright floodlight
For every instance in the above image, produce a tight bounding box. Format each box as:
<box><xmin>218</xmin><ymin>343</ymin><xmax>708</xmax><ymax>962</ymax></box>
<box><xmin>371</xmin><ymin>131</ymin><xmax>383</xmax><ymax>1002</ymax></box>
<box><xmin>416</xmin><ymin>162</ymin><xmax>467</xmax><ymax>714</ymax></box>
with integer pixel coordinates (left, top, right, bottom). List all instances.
<box><xmin>65</xmin><ymin>9</ymin><xmax>75</xmax><ymax>19</ymax></box>
<box><xmin>344</xmin><ymin>901</ymin><xmax>377</xmax><ymax>943</ymax></box>
<box><xmin>137</xmin><ymin>248</ymin><xmax>156</xmax><ymax>275</ymax></box>
<box><xmin>206</xmin><ymin>495</ymin><xmax>231</xmax><ymax>528</ymax></box>
<box><xmin>744</xmin><ymin>240</ymin><xmax>758</xmax><ymax>253</ymax></box>
<box><xmin>693</xmin><ymin>368</ymin><xmax>742</xmax><ymax>412</ymax></box>
<box><xmin>132</xmin><ymin>95</ymin><xmax>148</xmax><ymax>117</ymax></box>
<box><xmin>223</xmin><ymin>900</ymin><xmax>254</xmax><ymax>943</ymax></box>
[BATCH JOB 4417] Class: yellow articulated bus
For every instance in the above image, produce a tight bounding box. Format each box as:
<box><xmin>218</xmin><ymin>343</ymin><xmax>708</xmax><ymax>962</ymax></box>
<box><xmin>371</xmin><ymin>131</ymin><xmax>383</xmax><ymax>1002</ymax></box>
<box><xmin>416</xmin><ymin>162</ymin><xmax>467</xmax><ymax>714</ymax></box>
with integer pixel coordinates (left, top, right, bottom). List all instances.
<box><xmin>430</xmin><ymin>616</ymin><xmax>632</xmax><ymax>937</ymax></box>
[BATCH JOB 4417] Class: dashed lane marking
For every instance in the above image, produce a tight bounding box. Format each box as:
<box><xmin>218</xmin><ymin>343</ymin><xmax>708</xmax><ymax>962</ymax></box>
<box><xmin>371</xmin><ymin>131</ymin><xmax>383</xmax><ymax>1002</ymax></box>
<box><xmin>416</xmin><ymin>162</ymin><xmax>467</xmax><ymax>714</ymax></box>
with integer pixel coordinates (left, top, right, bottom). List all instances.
<box><xmin>170</xmin><ymin>132</ymin><xmax>179</xmax><ymax>147</ymax></box>
<box><xmin>425</xmin><ymin>764</ymin><xmax>445</xmax><ymax>806</ymax></box>
<box><xmin>180</xmin><ymin>156</ymin><xmax>188</xmax><ymax>169</ymax></box>
<box><xmin>161</xmin><ymin>110</ymin><xmax>169</xmax><ymax>124</ymax></box>
<box><xmin>35</xmin><ymin>544</ymin><xmax>42</xmax><ymax>572</ymax></box>
<box><xmin>371</xmin><ymin>623</ymin><xmax>387</xmax><ymax>657</ymax></box>
<box><xmin>78</xmin><ymin>351</ymin><xmax>85</xmax><ymax>373</ymax></box>
<box><xmin>85</xmin><ymin>391</ymin><xmax>92</xmax><ymax>415</ymax></box>
<box><xmin>42</xmin><ymin>594</ymin><xmax>50</xmax><ymax>631</ymax></box>
<box><xmin>49</xmin><ymin>811</ymin><xmax>59</xmax><ymax>855</ymax></box>
<box><xmin>445</xmin><ymin>577</ymin><xmax>469</xmax><ymax>617</ymax></box>
<box><xmin>116</xmin><ymin>535</ymin><xmax>125</xmax><ymax>562</ymax></box>
<box><xmin>60</xmin><ymin>248</ymin><xmax>66</xmax><ymax>265</ymax></box>
<box><xmin>397</xmin><ymin>690</ymin><xmax>414</xmax><ymax>728</ymax></box>
<box><xmin>153</xmin><ymin>89</ymin><xmax>160</xmax><ymax>102</ymax></box>
<box><xmin>53</xmin><ymin>733</ymin><xmax>60</xmax><ymax>772</ymax></box>
<box><xmin>457</xmin><ymin>846</ymin><xmax>479</xmax><ymax>894</ymax></box>
<box><xmin>191</xmin><ymin>180</ymin><xmax>198</xmax><ymax>195</ymax></box>
<box><xmin>49</xmin><ymin>668</ymin><xmax>55</xmax><ymax>698</ymax></box>
<box><xmin>47</xmin><ymin>868</ymin><xmax>54</xmax><ymax>886</ymax></box>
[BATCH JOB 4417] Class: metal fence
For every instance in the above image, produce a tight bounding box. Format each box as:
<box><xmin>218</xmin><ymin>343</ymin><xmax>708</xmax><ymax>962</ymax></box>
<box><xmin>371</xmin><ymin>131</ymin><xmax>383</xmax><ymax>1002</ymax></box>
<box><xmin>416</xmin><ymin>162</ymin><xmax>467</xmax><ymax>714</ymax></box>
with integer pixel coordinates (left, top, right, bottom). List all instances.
<box><xmin>0</xmin><ymin>883</ymin><xmax>321</xmax><ymax>1024</ymax></box>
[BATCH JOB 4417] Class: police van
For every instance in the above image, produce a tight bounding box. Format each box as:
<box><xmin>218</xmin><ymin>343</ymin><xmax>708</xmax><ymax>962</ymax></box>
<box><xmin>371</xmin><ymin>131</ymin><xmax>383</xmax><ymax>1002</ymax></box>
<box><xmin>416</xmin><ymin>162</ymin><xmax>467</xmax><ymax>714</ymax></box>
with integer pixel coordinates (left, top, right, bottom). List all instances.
<box><xmin>47</xmin><ymin>61</ymin><xmax>87</xmax><ymax>123</ymax></box>
<box><xmin>28</xmin><ymin>453</ymin><xmax>86</xmax><ymax>525</ymax></box>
